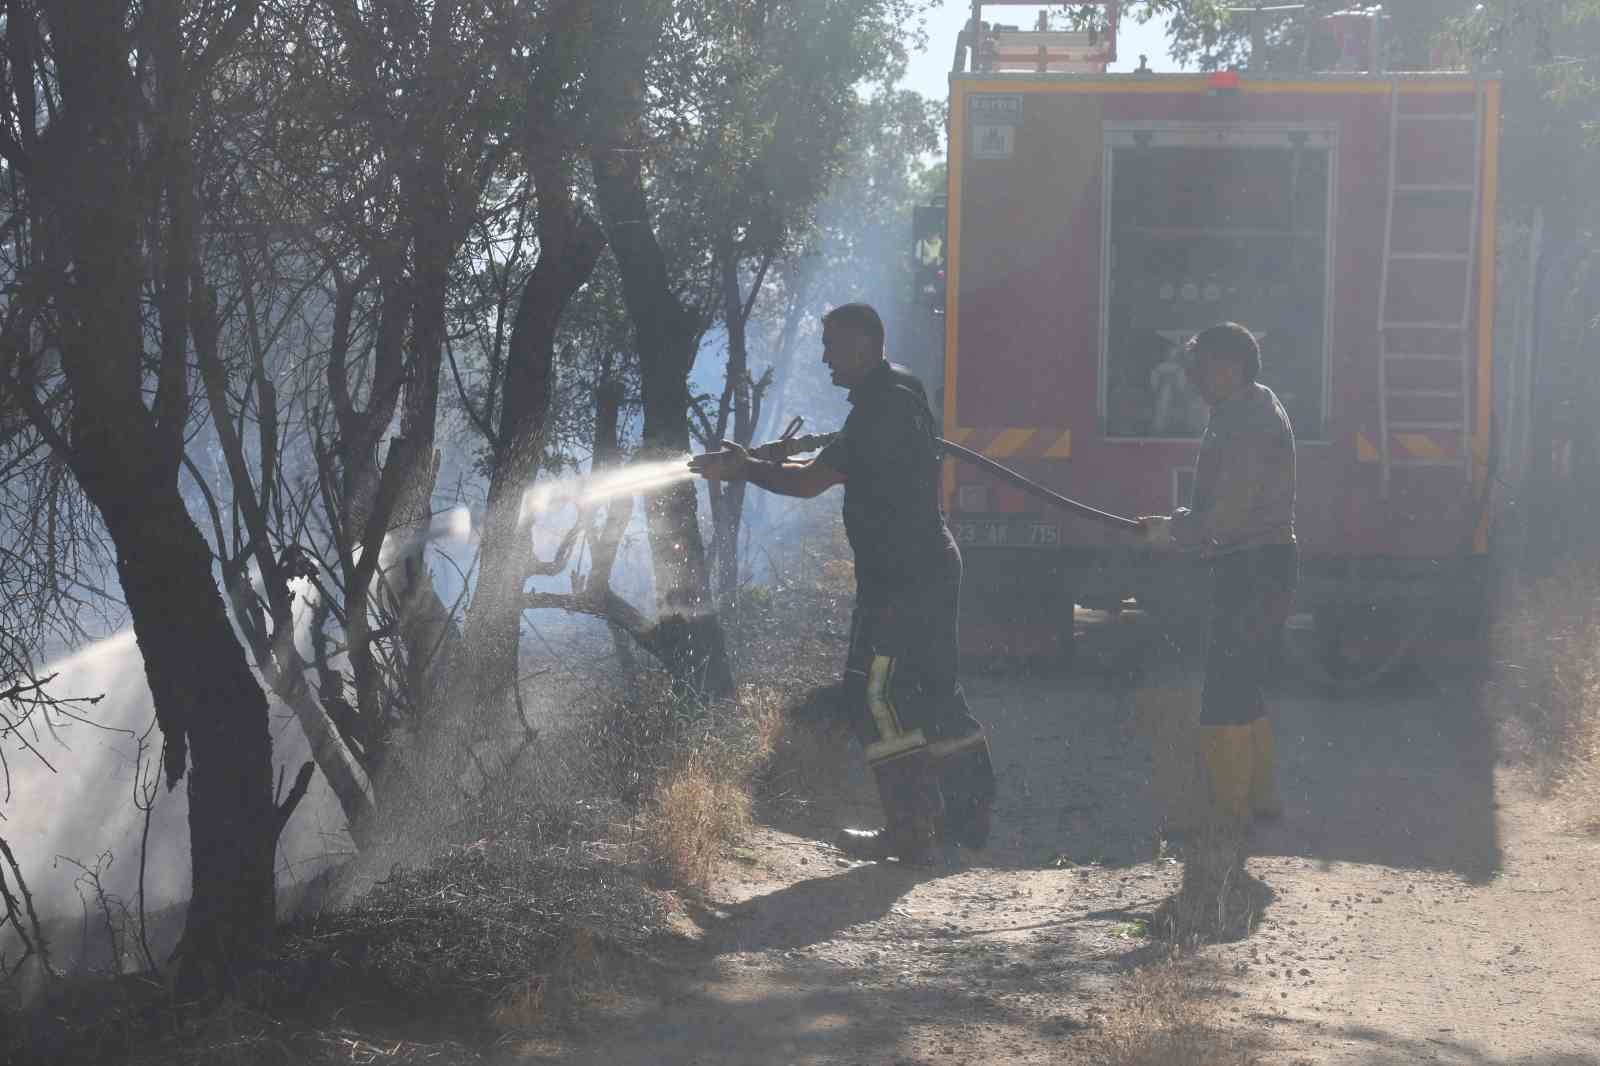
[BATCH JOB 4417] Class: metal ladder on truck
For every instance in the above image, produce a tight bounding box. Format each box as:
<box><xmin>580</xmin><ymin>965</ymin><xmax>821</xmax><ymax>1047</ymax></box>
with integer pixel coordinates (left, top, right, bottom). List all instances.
<box><xmin>1375</xmin><ymin>81</ymin><xmax>1486</xmax><ymax>495</ymax></box>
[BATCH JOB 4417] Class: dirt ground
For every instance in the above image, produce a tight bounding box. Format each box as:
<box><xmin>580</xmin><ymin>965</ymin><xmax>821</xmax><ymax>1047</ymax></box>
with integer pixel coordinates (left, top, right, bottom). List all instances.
<box><xmin>504</xmin><ymin>612</ymin><xmax>1600</xmax><ymax>1066</ymax></box>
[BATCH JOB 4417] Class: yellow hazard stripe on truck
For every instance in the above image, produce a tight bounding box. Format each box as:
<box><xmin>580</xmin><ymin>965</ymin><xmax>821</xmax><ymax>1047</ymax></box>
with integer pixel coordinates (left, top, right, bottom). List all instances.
<box><xmin>947</xmin><ymin>428</ymin><xmax>1072</xmax><ymax>461</ymax></box>
<box><xmin>988</xmin><ymin>428</ymin><xmax>1035</xmax><ymax>458</ymax></box>
<box><xmin>1396</xmin><ymin>434</ymin><xmax>1447</xmax><ymax>461</ymax></box>
<box><xmin>1356</xmin><ymin>431</ymin><xmax>1459</xmax><ymax>462</ymax></box>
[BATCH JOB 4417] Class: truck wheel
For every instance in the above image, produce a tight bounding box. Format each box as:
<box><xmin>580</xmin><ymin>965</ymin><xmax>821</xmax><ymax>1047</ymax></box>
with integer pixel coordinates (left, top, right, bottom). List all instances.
<box><xmin>1286</xmin><ymin>605</ymin><xmax>1418</xmax><ymax>692</ymax></box>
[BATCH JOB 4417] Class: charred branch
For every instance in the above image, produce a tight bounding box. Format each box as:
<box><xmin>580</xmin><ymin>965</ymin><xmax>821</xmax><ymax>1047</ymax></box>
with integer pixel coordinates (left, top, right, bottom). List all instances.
<box><xmin>0</xmin><ymin>833</ymin><xmax>51</xmax><ymax>980</ymax></box>
<box><xmin>272</xmin><ymin>759</ymin><xmax>317</xmax><ymax>842</ymax></box>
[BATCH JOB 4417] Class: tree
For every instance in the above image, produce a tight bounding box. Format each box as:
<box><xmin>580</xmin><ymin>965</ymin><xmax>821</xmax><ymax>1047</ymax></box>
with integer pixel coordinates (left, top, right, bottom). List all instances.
<box><xmin>204</xmin><ymin>0</ymin><xmax>534</xmax><ymax>823</ymax></box>
<box><xmin>1445</xmin><ymin>1</ymin><xmax>1600</xmax><ymax>560</ymax></box>
<box><xmin>587</xmin><ymin>0</ymin><xmax>930</xmax><ymax>641</ymax></box>
<box><xmin>740</xmin><ymin>89</ymin><xmax>942</xmax><ymax>453</ymax></box>
<box><xmin>186</xmin><ymin>178</ymin><xmax>377</xmax><ymax>840</ymax></box>
<box><xmin>686</xmin><ymin>1</ymin><xmax>921</xmax><ymax>601</ymax></box>
<box><xmin>0</xmin><ymin>0</ymin><xmax>308</xmax><ymax>985</ymax></box>
<box><xmin>1124</xmin><ymin>1</ymin><xmax>1474</xmax><ymax>72</ymax></box>
<box><xmin>289</xmin><ymin>0</ymin><xmax>517</xmax><ymax>750</ymax></box>
<box><xmin>587</xmin><ymin>0</ymin><xmax>736</xmax><ymax>699</ymax></box>
<box><xmin>455</xmin><ymin>0</ymin><xmax>608</xmax><ymax>730</ymax></box>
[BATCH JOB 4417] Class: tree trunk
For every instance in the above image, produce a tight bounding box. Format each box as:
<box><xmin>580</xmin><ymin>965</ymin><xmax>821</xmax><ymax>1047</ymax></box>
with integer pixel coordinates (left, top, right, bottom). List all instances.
<box><xmin>95</xmin><ymin>484</ymin><xmax>279</xmax><ymax>986</ymax></box>
<box><xmin>390</xmin><ymin>237</ymin><xmax>461</xmax><ymax>722</ymax></box>
<box><xmin>711</xmin><ymin>244</ymin><xmax>758</xmax><ymax>601</ymax></box>
<box><xmin>17</xmin><ymin>1</ymin><xmax>281</xmax><ymax>986</ymax></box>
<box><xmin>216</xmin><ymin>564</ymin><xmax>375</xmax><ymax>846</ymax></box>
<box><xmin>325</xmin><ymin>263</ymin><xmax>411</xmax><ymax>789</ymax></box>
<box><xmin>743</xmin><ymin>267</ymin><xmax>815</xmax><ymax>536</ymax></box>
<box><xmin>370</xmin><ymin>133</ymin><xmax>478</xmax><ymax>731</ymax></box>
<box><xmin>588</xmin><ymin>13</ymin><xmax>734</xmax><ymax>697</ymax></box>
<box><xmin>464</xmin><ymin>187</ymin><xmax>605</xmax><ymax>726</ymax></box>
<box><xmin>591</xmin><ymin>146</ymin><xmax>734</xmax><ymax>698</ymax></box>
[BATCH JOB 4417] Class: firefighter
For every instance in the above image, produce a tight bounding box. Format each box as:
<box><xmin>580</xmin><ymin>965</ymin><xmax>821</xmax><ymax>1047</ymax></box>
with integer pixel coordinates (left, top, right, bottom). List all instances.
<box><xmin>1138</xmin><ymin>322</ymin><xmax>1297</xmax><ymax>828</ymax></box>
<box><xmin>688</xmin><ymin>303</ymin><xmax>995</xmax><ymax>864</ymax></box>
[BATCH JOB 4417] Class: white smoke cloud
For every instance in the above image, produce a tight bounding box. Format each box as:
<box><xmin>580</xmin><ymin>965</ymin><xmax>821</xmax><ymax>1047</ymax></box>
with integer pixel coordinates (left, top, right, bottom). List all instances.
<box><xmin>2</xmin><ymin>631</ymin><xmax>352</xmax><ymax>930</ymax></box>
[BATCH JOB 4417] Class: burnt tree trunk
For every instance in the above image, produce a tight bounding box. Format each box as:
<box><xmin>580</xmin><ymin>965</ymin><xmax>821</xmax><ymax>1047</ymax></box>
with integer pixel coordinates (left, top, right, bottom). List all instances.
<box><xmin>592</xmin><ymin>158</ymin><xmax>734</xmax><ymax>698</ymax></box>
<box><xmin>589</xmin><ymin>2</ymin><xmax>733</xmax><ymax>698</ymax></box>
<box><xmin>102</xmin><ymin>495</ymin><xmax>279</xmax><ymax>980</ymax></box>
<box><xmin>465</xmin><ymin>175</ymin><xmax>605</xmax><ymax>724</ymax></box>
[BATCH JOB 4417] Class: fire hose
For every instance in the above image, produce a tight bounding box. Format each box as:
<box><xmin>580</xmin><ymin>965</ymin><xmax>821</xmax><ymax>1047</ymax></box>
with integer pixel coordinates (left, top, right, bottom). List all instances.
<box><xmin>751</xmin><ymin>418</ymin><xmax>1140</xmax><ymax>532</ymax></box>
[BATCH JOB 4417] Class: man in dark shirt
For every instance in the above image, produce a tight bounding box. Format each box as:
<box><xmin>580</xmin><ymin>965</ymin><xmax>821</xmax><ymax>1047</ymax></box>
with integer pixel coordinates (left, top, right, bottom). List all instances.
<box><xmin>1139</xmin><ymin>322</ymin><xmax>1297</xmax><ymax>829</ymax></box>
<box><xmin>689</xmin><ymin>303</ymin><xmax>994</xmax><ymax>864</ymax></box>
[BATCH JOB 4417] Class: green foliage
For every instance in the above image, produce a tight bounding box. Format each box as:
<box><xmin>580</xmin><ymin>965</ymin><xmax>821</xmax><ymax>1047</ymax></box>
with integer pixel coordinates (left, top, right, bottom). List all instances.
<box><xmin>1446</xmin><ymin>1</ymin><xmax>1600</xmax><ymax>228</ymax></box>
<box><xmin>1124</xmin><ymin>0</ymin><xmax>1475</xmax><ymax>71</ymax></box>
<box><xmin>743</xmin><ymin>87</ymin><xmax>943</xmax><ymax>434</ymax></box>
<box><xmin>643</xmin><ymin>0</ymin><xmax>936</xmax><ymax>313</ymax></box>
<box><xmin>1125</xmin><ymin>2</ymin><xmax>1599</xmax><ymax>232</ymax></box>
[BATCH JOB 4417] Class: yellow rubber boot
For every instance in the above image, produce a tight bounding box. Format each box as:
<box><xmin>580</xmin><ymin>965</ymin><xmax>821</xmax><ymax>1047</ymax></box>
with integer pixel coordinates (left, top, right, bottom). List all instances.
<box><xmin>1249</xmin><ymin>718</ymin><xmax>1283</xmax><ymax>820</ymax></box>
<box><xmin>1199</xmin><ymin>725</ymin><xmax>1253</xmax><ymax>826</ymax></box>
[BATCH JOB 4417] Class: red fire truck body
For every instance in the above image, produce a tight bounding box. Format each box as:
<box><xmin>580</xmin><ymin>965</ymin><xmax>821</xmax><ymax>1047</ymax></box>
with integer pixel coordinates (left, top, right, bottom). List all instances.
<box><xmin>940</xmin><ymin>72</ymin><xmax>1501</xmax><ymax>657</ymax></box>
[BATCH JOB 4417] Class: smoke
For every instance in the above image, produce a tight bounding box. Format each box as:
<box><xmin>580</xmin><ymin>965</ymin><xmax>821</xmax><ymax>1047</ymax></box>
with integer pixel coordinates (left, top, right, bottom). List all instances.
<box><xmin>1</xmin><ymin>632</ymin><xmax>351</xmax><ymax>932</ymax></box>
<box><xmin>372</xmin><ymin>504</ymin><xmax>476</xmax><ymax>572</ymax></box>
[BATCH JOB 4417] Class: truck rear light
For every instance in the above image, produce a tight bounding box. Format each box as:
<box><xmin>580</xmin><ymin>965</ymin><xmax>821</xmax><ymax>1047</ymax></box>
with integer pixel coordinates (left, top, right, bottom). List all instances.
<box><xmin>1207</xmin><ymin>70</ymin><xmax>1241</xmax><ymax>95</ymax></box>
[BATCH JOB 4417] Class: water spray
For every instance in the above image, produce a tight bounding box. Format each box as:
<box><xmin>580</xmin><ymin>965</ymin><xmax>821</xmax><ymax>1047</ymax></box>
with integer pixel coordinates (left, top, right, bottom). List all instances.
<box><xmin>517</xmin><ymin>456</ymin><xmax>697</xmax><ymax>525</ymax></box>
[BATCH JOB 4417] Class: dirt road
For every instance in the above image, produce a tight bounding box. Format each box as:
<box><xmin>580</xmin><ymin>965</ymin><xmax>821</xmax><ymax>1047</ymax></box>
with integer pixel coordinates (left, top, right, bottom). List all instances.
<box><xmin>509</xmin><ymin>616</ymin><xmax>1600</xmax><ymax>1065</ymax></box>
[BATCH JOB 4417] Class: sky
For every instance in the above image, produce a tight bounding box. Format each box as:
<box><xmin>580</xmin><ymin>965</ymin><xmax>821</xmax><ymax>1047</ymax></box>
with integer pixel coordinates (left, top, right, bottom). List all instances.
<box><xmin>901</xmin><ymin>1</ymin><xmax>1188</xmax><ymax>102</ymax></box>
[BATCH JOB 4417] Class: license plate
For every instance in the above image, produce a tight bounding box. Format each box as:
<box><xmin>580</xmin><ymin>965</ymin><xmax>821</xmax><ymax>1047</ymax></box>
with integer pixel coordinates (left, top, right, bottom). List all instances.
<box><xmin>953</xmin><ymin>519</ymin><xmax>1061</xmax><ymax>548</ymax></box>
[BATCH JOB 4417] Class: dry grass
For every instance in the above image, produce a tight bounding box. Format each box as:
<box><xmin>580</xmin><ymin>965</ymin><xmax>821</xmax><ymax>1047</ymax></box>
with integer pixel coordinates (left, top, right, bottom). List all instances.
<box><xmin>1084</xmin><ymin>962</ymin><xmax>1256</xmax><ymax>1066</ymax></box>
<box><xmin>1486</xmin><ymin>563</ymin><xmax>1600</xmax><ymax>831</ymax></box>
<box><xmin>636</xmin><ymin>541</ymin><xmax>856</xmax><ymax>893</ymax></box>
<box><xmin>638</xmin><ymin>685</ymin><xmax>786</xmax><ymax>891</ymax></box>
<box><xmin>757</xmin><ymin>688</ymin><xmax>867</xmax><ymax>819</ymax></box>
<box><xmin>642</xmin><ymin>749</ymin><xmax>754</xmax><ymax>890</ymax></box>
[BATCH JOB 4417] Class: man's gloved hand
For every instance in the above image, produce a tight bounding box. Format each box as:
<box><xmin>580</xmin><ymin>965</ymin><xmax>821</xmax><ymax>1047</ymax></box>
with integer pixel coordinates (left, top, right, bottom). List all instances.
<box><xmin>688</xmin><ymin>439</ymin><xmax>751</xmax><ymax>482</ymax></box>
<box><xmin>1137</xmin><ymin>515</ymin><xmax>1176</xmax><ymax>550</ymax></box>
<box><xmin>748</xmin><ymin>439</ymin><xmax>791</xmax><ymax>462</ymax></box>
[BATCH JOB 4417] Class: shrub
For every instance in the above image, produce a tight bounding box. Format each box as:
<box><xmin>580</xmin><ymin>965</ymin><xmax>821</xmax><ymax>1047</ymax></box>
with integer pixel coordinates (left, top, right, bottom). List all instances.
<box><xmin>1084</xmin><ymin>962</ymin><xmax>1256</xmax><ymax>1066</ymax></box>
<box><xmin>1485</xmin><ymin>562</ymin><xmax>1600</xmax><ymax>831</ymax></box>
<box><xmin>639</xmin><ymin>686</ymin><xmax>784</xmax><ymax>891</ymax></box>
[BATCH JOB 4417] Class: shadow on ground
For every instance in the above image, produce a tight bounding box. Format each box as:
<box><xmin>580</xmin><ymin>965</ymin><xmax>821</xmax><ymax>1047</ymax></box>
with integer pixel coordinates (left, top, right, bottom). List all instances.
<box><xmin>1071</xmin><ymin>609</ymin><xmax>1503</xmax><ymax>883</ymax></box>
<box><xmin>1264</xmin><ymin>1012</ymin><xmax>1600</xmax><ymax>1066</ymax></box>
<box><xmin>512</xmin><ymin>875</ymin><xmax>1157</xmax><ymax>1066</ymax></box>
<box><xmin>687</xmin><ymin>862</ymin><xmax>947</xmax><ymax>955</ymax></box>
<box><xmin>759</xmin><ymin>606</ymin><xmax>1501</xmax><ymax>884</ymax></box>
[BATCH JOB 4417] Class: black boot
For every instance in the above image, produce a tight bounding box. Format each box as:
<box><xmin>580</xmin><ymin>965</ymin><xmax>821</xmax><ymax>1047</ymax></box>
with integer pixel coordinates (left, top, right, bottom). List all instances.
<box><xmin>930</xmin><ymin>722</ymin><xmax>996</xmax><ymax>850</ymax></box>
<box><xmin>836</xmin><ymin>748</ymin><xmax>942</xmax><ymax>864</ymax></box>
<box><xmin>941</xmin><ymin>792</ymin><xmax>993</xmax><ymax>851</ymax></box>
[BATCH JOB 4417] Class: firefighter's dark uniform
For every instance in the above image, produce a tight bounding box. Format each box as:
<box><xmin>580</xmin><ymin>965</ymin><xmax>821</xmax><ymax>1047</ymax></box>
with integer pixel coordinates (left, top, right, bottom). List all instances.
<box><xmin>815</xmin><ymin>360</ymin><xmax>996</xmax><ymax>858</ymax></box>
<box><xmin>1173</xmin><ymin>380</ymin><xmax>1298</xmax><ymax>824</ymax></box>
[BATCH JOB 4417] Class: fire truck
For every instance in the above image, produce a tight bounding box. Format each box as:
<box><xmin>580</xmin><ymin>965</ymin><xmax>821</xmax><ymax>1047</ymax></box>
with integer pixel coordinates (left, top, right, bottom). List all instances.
<box><xmin>929</xmin><ymin>4</ymin><xmax>1501</xmax><ymax>673</ymax></box>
